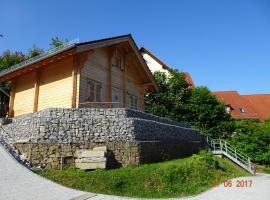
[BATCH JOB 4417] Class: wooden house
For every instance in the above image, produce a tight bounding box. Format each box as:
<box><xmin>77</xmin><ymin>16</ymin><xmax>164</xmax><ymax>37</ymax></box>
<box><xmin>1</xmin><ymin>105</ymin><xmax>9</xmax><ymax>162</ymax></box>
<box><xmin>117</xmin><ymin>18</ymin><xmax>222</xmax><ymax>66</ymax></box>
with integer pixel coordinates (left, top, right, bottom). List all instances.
<box><xmin>0</xmin><ymin>35</ymin><xmax>158</xmax><ymax>117</ymax></box>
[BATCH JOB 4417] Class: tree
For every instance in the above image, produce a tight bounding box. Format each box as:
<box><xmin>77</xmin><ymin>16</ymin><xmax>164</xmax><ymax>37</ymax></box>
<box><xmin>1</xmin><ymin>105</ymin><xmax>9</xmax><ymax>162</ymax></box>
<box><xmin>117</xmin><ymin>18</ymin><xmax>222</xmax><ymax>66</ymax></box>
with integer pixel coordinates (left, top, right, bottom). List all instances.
<box><xmin>186</xmin><ymin>87</ymin><xmax>234</xmax><ymax>138</ymax></box>
<box><xmin>28</xmin><ymin>44</ymin><xmax>44</xmax><ymax>58</ymax></box>
<box><xmin>50</xmin><ymin>37</ymin><xmax>68</xmax><ymax>48</ymax></box>
<box><xmin>145</xmin><ymin>69</ymin><xmax>191</xmax><ymax>122</ymax></box>
<box><xmin>145</xmin><ymin>70</ymin><xmax>234</xmax><ymax>138</ymax></box>
<box><xmin>0</xmin><ymin>50</ymin><xmax>26</xmax><ymax>71</ymax></box>
<box><xmin>228</xmin><ymin>119</ymin><xmax>270</xmax><ymax>165</ymax></box>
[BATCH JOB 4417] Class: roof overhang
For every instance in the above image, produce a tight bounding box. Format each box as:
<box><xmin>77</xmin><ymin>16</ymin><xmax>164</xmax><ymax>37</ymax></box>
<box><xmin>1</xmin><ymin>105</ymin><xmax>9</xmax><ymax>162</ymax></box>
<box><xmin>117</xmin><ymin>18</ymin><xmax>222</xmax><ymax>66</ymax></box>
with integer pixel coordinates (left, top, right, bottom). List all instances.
<box><xmin>0</xmin><ymin>35</ymin><xmax>159</xmax><ymax>91</ymax></box>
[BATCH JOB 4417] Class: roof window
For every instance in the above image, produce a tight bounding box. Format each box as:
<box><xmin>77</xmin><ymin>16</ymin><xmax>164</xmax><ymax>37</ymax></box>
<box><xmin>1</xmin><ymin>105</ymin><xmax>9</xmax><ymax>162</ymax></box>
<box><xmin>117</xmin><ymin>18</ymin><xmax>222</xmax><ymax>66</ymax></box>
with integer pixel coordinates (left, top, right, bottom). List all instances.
<box><xmin>239</xmin><ymin>108</ymin><xmax>245</xmax><ymax>113</ymax></box>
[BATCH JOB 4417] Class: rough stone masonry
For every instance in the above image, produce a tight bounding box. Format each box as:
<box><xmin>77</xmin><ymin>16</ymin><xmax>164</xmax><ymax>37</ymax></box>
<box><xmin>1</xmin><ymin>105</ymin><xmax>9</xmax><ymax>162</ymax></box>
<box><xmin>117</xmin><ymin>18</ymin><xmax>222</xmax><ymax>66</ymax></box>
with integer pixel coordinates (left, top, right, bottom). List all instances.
<box><xmin>0</xmin><ymin>108</ymin><xmax>206</xmax><ymax>169</ymax></box>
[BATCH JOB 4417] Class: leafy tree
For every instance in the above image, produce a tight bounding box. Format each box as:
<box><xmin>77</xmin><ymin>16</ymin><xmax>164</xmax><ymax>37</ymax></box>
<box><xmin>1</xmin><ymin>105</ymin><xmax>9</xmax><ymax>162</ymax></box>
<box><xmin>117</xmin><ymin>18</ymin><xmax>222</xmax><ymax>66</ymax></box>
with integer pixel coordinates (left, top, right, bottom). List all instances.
<box><xmin>145</xmin><ymin>69</ymin><xmax>191</xmax><ymax>122</ymax></box>
<box><xmin>186</xmin><ymin>87</ymin><xmax>234</xmax><ymax>138</ymax></box>
<box><xmin>28</xmin><ymin>44</ymin><xmax>44</xmax><ymax>58</ymax></box>
<box><xmin>228</xmin><ymin>119</ymin><xmax>270</xmax><ymax>165</ymax></box>
<box><xmin>0</xmin><ymin>50</ymin><xmax>26</xmax><ymax>71</ymax></box>
<box><xmin>145</xmin><ymin>70</ymin><xmax>234</xmax><ymax>138</ymax></box>
<box><xmin>50</xmin><ymin>37</ymin><xmax>68</xmax><ymax>48</ymax></box>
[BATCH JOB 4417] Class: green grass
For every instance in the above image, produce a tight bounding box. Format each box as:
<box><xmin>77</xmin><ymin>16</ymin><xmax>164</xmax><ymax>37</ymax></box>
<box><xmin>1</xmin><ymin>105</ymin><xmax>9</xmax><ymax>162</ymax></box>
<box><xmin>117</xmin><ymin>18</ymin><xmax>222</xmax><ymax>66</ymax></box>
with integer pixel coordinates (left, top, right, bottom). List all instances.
<box><xmin>35</xmin><ymin>152</ymin><xmax>251</xmax><ymax>198</ymax></box>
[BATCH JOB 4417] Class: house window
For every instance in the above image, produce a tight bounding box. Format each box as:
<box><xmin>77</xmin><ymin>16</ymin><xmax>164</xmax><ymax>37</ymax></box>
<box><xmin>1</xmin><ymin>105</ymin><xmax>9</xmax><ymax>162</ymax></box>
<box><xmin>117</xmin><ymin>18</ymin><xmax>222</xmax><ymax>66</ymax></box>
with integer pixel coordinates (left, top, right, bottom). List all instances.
<box><xmin>225</xmin><ymin>106</ymin><xmax>231</xmax><ymax>114</ymax></box>
<box><xmin>127</xmin><ymin>93</ymin><xmax>138</xmax><ymax>109</ymax></box>
<box><xmin>239</xmin><ymin>108</ymin><xmax>245</xmax><ymax>113</ymax></box>
<box><xmin>112</xmin><ymin>88</ymin><xmax>120</xmax><ymax>102</ymax></box>
<box><xmin>112</xmin><ymin>50</ymin><xmax>124</xmax><ymax>70</ymax></box>
<box><xmin>112</xmin><ymin>56</ymin><xmax>122</xmax><ymax>68</ymax></box>
<box><xmin>86</xmin><ymin>79</ymin><xmax>102</xmax><ymax>102</ymax></box>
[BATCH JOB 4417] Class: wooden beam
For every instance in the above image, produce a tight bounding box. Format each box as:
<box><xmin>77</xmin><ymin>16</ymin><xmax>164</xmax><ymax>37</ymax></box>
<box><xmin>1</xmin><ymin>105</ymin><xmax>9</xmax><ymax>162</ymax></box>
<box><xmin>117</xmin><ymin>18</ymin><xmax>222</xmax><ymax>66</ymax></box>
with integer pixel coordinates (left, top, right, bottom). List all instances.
<box><xmin>8</xmin><ymin>80</ymin><xmax>15</xmax><ymax>117</ymax></box>
<box><xmin>120</xmin><ymin>58</ymin><xmax>126</xmax><ymax>108</ymax></box>
<box><xmin>105</xmin><ymin>50</ymin><xmax>113</xmax><ymax>102</ymax></box>
<box><xmin>71</xmin><ymin>56</ymin><xmax>79</xmax><ymax>108</ymax></box>
<box><xmin>33</xmin><ymin>71</ymin><xmax>40</xmax><ymax>112</ymax></box>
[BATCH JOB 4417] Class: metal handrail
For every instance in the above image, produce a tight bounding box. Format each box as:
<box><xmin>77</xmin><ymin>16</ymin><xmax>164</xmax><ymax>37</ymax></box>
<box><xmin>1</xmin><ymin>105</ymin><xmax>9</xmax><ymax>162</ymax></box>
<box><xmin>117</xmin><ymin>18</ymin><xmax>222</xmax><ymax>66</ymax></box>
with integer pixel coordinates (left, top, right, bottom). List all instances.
<box><xmin>211</xmin><ymin>139</ymin><xmax>251</xmax><ymax>159</ymax></box>
<box><xmin>0</xmin><ymin>38</ymin><xmax>79</xmax><ymax>77</ymax></box>
<box><xmin>207</xmin><ymin>137</ymin><xmax>254</xmax><ymax>173</ymax></box>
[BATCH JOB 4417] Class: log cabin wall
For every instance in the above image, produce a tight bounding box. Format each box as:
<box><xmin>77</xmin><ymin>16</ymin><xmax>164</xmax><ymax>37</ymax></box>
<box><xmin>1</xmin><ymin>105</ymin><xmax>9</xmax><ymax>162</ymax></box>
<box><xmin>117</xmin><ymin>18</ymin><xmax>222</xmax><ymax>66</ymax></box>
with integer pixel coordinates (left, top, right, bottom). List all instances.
<box><xmin>38</xmin><ymin>57</ymin><xmax>74</xmax><ymax>111</ymax></box>
<box><xmin>79</xmin><ymin>48</ymin><xmax>108</xmax><ymax>105</ymax></box>
<box><xmin>13</xmin><ymin>73</ymin><xmax>36</xmax><ymax>116</ymax></box>
<box><xmin>9</xmin><ymin>44</ymin><xmax>148</xmax><ymax>117</ymax></box>
<box><xmin>11</xmin><ymin>57</ymin><xmax>77</xmax><ymax>117</ymax></box>
<box><xmin>79</xmin><ymin>47</ymin><xmax>145</xmax><ymax>111</ymax></box>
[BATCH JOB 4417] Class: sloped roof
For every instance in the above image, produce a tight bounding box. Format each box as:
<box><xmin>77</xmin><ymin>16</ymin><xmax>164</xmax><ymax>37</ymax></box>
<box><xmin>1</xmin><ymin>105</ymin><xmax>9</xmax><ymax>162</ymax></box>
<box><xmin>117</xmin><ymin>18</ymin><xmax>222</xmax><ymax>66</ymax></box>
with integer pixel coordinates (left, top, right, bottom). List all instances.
<box><xmin>140</xmin><ymin>47</ymin><xmax>170</xmax><ymax>70</ymax></box>
<box><xmin>242</xmin><ymin>94</ymin><xmax>270</xmax><ymax>121</ymax></box>
<box><xmin>0</xmin><ymin>34</ymin><xmax>158</xmax><ymax>91</ymax></box>
<box><xmin>183</xmin><ymin>72</ymin><xmax>195</xmax><ymax>87</ymax></box>
<box><xmin>212</xmin><ymin>91</ymin><xmax>259</xmax><ymax>120</ymax></box>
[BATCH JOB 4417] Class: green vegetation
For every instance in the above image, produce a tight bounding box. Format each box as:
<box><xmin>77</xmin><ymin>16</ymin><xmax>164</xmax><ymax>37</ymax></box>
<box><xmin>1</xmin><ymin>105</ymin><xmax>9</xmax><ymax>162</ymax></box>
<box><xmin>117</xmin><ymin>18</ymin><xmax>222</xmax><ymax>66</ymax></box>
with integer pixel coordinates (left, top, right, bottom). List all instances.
<box><xmin>35</xmin><ymin>152</ymin><xmax>250</xmax><ymax>198</ymax></box>
<box><xmin>228</xmin><ymin>119</ymin><xmax>270</xmax><ymax>165</ymax></box>
<box><xmin>145</xmin><ymin>70</ymin><xmax>234</xmax><ymax>138</ymax></box>
<box><xmin>0</xmin><ymin>37</ymin><xmax>68</xmax><ymax>116</ymax></box>
<box><xmin>145</xmin><ymin>70</ymin><xmax>270</xmax><ymax>167</ymax></box>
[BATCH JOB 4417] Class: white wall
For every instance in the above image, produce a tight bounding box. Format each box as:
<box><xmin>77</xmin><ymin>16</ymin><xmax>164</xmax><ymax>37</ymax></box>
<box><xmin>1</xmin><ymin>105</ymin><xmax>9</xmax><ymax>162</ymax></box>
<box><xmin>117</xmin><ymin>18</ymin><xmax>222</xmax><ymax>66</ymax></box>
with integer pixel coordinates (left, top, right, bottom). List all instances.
<box><xmin>141</xmin><ymin>52</ymin><xmax>170</xmax><ymax>76</ymax></box>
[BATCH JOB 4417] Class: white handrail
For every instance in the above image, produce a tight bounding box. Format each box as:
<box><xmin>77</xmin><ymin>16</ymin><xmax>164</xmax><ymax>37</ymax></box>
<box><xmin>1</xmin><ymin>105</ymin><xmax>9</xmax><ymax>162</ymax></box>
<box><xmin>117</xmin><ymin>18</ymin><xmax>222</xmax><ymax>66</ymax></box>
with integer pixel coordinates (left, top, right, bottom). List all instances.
<box><xmin>207</xmin><ymin>137</ymin><xmax>254</xmax><ymax>174</ymax></box>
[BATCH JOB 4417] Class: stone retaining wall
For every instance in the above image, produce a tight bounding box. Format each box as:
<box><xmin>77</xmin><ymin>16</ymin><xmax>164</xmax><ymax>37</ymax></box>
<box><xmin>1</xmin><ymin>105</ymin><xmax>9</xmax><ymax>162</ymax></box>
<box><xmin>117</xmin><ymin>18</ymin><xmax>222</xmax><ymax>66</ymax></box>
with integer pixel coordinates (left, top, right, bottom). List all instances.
<box><xmin>15</xmin><ymin>140</ymin><xmax>205</xmax><ymax>169</ymax></box>
<box><xmin>1</xmin><ymin>108</ymin><xmax>202</xmax><ymax>143</ymax></box>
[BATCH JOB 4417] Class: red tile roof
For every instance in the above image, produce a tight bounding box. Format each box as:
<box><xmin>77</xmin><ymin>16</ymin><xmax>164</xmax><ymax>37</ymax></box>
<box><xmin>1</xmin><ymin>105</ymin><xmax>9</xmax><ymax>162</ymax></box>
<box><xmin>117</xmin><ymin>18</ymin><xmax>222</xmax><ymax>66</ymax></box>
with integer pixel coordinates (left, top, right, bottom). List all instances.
<box><xmin>212</xmin><ymin>91</ymin><xmax>259</xmax><ymax>120</ymax></box>
<box><xmin>242</xmin><ymin>94</ymin><xmax>270</xmax><ymax>121</ymax></box>
<box><xmin>183</xmin><ymin>72</ymin><xmax>195</xmax><ymax>87</ymax></box>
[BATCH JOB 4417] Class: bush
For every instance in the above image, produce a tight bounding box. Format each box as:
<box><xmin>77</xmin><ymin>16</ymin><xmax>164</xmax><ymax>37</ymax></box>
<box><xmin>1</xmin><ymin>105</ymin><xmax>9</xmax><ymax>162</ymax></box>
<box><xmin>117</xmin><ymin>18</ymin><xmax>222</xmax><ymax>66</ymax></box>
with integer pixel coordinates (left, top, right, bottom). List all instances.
<box><xmin>228</xmin><ymin>119</ymin><xmax>270</xmax><ymax>165</ymax></box>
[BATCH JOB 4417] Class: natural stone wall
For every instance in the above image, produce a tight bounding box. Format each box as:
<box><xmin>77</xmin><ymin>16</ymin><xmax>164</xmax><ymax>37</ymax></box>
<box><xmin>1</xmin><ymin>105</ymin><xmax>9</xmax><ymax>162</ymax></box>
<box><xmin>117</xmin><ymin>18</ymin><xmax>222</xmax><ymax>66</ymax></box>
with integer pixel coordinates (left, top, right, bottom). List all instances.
<box><xmin>1</xmin><ymin>108</ymin><xmax>202</xmax><ymax>143</ymax></box>
<box><xmin>15</xmin><ymin>142</ymin><xmax>140</xmax><ymax>169</ymax></box>
<box><xmin>15</xmin><ymin>140</ymin><xmax>206</xmax><ymax>169</ymax></box>
<box><xmin>125</xmin><ymin>109</ymin><xmax>191</xmax><ymax>128</ymax></box>
<box><xmin>2</xmin><ymin>108</ymin><xmax>206</xmax><ymax>169</ymax></box>
<box><xmin>1</xmin><ymin>111</ymin><xmax>40</xmax><ymax>142</ymax></box>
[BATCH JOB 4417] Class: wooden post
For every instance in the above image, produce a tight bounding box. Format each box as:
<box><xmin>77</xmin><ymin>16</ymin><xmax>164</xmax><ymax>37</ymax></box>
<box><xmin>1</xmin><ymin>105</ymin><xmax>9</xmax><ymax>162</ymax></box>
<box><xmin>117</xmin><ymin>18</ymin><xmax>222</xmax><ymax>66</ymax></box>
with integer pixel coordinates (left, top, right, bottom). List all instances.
<box><xmin>33</xmin><ymin>71</ymin><xmax>40</xmax><ymax>112</ymax></box>
<box><xmin>71</xmin><ymin>56</ymin><xmax>79</xmax><ymax>108</ymax></box>
<box><xmin>8</xmin><ymin>80</ymin><xmax>15</xmax><ymax>117</ymax></box>
<box><xmin>120</xmin><ymin>60</ymin><xmax>126</xmax><ymax>108</ymax></box>
<box><xmin>106</xmin><ymin>51</ymin><xmax>112</xmax><ymax>103</ymax></box>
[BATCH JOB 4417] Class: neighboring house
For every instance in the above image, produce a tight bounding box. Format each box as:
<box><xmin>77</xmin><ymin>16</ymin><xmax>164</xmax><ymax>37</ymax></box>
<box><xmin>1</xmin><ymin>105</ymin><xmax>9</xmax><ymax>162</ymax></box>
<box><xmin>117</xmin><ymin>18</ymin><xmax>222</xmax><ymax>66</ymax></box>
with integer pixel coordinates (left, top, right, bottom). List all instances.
<box><xmin>140</xmin><ymin>47</ymin><xmax>171</xmax><ymax>76</ymax></box>
<box><xmin>242</xmin><ymin>94</ymin><xmax>270</xmax><ymax>121</ymax></box>
<box><xmin>0</xmin><ymin>35</ymin><xmax>158</xmax><ymax>117</ymax></box>
<box><xmin>140</xmin><ymin>47</ymin><xmax>195</xmax><ymax>87</ymax></box>
<box><xmin>213</xmin><ymin>91</ymin><xmax>270</xmax><ymax>121</ymax></box>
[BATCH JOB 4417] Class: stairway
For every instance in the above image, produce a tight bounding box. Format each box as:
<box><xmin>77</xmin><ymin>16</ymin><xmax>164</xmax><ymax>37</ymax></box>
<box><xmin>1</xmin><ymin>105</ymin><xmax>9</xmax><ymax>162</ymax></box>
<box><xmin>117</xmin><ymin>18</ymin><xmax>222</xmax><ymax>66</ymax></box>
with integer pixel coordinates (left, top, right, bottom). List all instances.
<box><xmin>207</xmin><ymin>137</ymin><xmax>255</xmax><ymax>174</ymax></box>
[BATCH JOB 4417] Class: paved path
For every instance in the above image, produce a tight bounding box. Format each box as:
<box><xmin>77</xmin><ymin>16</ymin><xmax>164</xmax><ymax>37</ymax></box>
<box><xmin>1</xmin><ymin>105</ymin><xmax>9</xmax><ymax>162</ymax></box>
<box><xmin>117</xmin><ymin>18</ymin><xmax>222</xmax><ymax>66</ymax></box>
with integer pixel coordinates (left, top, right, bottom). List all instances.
<box><xmin>1</xmin><ymin>143</ymin><xmax>269</xmax><ymax>200</ymax></box>
<box><xmin>0</xmin><ymin>145</ymin><xmax>93</xmax><ymax>200</ymax></box>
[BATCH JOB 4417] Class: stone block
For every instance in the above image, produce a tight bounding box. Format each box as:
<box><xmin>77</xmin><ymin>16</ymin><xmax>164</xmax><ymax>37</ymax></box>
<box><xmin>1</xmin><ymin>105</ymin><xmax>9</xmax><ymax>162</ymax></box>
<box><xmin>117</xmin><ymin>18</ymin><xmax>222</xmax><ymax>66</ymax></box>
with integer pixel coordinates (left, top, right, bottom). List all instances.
<box><xmin>93</xmin><ymin>146</ymin><xmax>107</xmax><ymax>152</ymax></box>
<box><xmin>75</xmin><ymin>157</ymin><xmax>106</xmax><ymax>163</ymax></box>
<box><xmin>75</xmin><ymin>150</ymin><xmax>105</xmax><ymax>158</ymax></box>
<box><xmin>75</xmin><ymin>162</ymin><xmax>106</xmax><ymax>170</ymax></box>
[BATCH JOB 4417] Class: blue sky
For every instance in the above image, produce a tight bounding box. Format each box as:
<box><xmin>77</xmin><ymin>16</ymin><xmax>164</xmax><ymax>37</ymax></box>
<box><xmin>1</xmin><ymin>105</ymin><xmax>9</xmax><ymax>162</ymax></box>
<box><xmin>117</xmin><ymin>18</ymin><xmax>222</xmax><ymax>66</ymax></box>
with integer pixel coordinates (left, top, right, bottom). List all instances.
<box><xmin>1</xmin><ymin>0</ymin><xmax>270</xmax><ymax>94</ymax></box>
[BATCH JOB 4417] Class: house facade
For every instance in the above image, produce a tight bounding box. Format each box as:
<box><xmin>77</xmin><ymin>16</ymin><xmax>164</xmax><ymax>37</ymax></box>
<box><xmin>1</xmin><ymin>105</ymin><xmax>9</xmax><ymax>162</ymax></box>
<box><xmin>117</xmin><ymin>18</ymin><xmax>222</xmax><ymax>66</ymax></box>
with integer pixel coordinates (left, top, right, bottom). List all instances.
<box><xmin>0</xmin><ymin>35</ymin><xmax>158</xmax><ymax>117</ymax></box>
<box><xmin>140</xmin><ymin>47</ymin><xmax>195</xmax><ymax>87</ymax></box>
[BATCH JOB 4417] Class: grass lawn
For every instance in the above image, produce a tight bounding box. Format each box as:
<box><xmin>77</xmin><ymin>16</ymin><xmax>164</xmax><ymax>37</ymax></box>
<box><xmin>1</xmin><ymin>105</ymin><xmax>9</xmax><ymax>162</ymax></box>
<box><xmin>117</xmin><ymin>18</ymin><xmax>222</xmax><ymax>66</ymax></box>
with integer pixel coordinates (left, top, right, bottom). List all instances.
<box><xmin>35</xmin><ymin>152</ymin><xmax>251</xmax><ymax>198</ymax></box>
